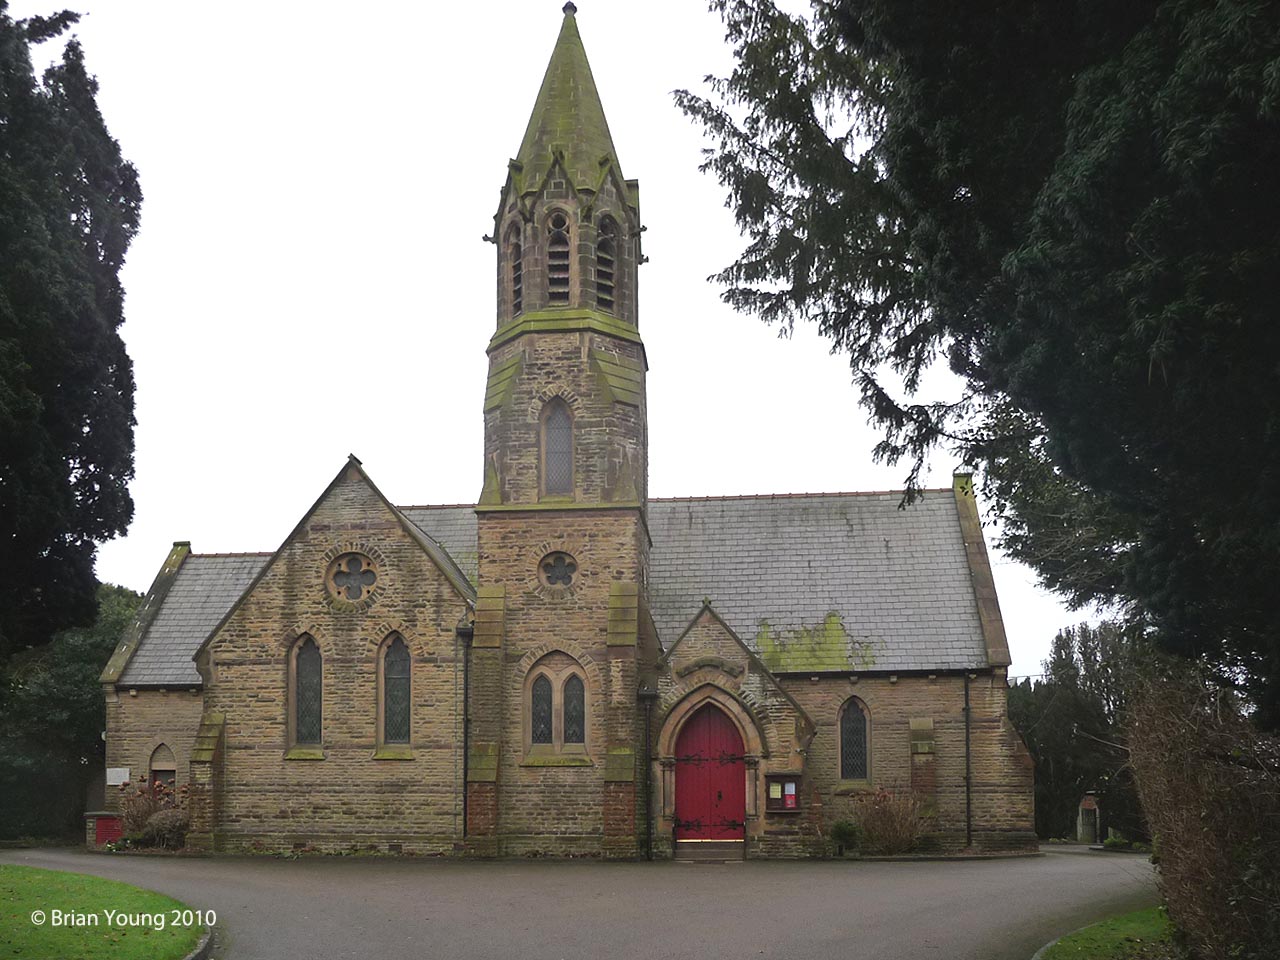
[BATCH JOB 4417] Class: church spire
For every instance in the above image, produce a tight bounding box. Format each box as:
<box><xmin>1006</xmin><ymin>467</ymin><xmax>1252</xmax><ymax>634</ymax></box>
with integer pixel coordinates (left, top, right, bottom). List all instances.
<box><xmin>480</xmin><ymin>0</ymin><xmax>648</xmax><ymax>516</ymax></box>
<box><xmin>492</xmin><ymin>4</ymin><xmax>641</xmax><ymax>328</ymax></box>
<box><xmin>514</xmin><ymin>2</ymin><xmax>624</xmax><ymax>192</ymax></box>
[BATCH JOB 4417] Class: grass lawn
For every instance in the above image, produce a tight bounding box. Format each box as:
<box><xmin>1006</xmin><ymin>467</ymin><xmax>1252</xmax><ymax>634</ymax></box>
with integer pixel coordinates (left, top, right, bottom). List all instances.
<box><xmin>1044</xmin><ymin>906</ymin><xmax>1173</xmax><ymax>959</ymax></box>
<box><xmin>0</xmin><ymin>864</ymin><xmax>204</xmax><ymax>960</ymax></box>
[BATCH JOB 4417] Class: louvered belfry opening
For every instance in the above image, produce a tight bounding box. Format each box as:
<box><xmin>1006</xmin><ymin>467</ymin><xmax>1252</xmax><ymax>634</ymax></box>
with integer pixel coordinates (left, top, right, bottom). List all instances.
<box><xmin>596</xmin><ymin>215</ymin><xmax>616</xmax><ymax>310</ymax></box>
<box><xmin>507</xmin><ymin>223</ymin><xmax>523</xmax><ymax>316</ymax></box>
<box><xmin>547</xmin><ymin>211</ymin><xmax>571</xmax><ymax>303</ymax></box>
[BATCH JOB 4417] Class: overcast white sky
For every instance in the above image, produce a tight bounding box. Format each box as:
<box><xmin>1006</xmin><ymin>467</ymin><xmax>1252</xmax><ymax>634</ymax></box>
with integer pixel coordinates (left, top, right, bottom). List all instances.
<box><xmin>14</xmin><ymin>0</ymin><xmax>1088</xmax><ymax>678</ymax></box>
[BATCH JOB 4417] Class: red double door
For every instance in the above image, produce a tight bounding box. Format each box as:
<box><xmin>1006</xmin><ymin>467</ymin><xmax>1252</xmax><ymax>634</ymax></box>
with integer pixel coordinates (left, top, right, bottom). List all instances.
<box><xmin>674</xmin><ymin>704</ymin><xmax>746</xmax><ymax>840</ymax></box>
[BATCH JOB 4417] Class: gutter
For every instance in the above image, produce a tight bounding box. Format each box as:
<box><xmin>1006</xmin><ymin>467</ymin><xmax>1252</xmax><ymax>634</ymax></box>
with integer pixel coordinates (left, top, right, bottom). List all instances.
<box><xmin>638</xmin><ymin>684</ymin><xmax>658</xmax><ymax>860</ymax></box>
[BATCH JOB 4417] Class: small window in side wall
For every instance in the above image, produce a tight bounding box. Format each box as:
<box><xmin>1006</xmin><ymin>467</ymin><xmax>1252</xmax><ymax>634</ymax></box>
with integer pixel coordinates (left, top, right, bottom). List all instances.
<box><xmin>531</xmin><ymin>675</ymin><xmax>553</xmax><ymax>744</ymax></box>
<box><xmin>149</xmin><ymin>743</ymin><xmax>176</xmax><ymax>788</ymax></box>
<box><xmin>596</xmin><ymin>215</ymin><xmax>617</xmax><ymax>311</ymax></box>
<box><xmin>543</xmin><ymin>399</ymin><xmax>573</xmax><ymax>495</ymax></box>
<box><xmin>840</xmin><ymin>698</ymin><xmax>869</xmax><ymax>781</ymax></box>
<box><xmin>295</xmin><ymin>637</ymin><xmax>323</xmax><ymax>746</ymax></box>
<box><xmin>383</xmin><ymin>635</ymin><xmax>411</xmax><ymax>744</ymax></box>
<box><xmin>547</xmin><ymin>211</ymin><xmax>571</xmax><ymax>303</ymax></box>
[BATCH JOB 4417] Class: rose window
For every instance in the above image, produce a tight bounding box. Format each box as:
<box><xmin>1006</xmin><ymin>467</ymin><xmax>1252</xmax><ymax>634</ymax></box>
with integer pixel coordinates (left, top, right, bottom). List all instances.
<box><xmin>327</xmin><ymin>553</ymin><xmax>378</xmax><ymax>602</ymax></box>
<box><xmin>538</xmin><ymin>552</ymin><xmax>577</xmax><ymax>588</ymax></box>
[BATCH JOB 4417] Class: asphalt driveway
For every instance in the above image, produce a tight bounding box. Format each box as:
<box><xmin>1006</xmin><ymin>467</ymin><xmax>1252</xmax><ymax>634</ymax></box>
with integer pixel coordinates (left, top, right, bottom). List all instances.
<box><xmin>2</xmin><ymin>847</ymin><xmax>1156</xmax><ymax>960</ymax></box>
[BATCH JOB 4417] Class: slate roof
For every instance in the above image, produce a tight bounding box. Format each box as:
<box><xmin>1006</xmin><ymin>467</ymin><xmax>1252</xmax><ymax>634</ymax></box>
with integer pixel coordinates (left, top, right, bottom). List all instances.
<box><xmin>115</xmin><ymin>491</ymin><xmax>989</xmax><ymax>686</ymax></box>
<box><xmin>400</xmin><ymin>505</ymin><xmax>479</xmax><ymax>583</ymax></box>
<box><xmin>118</xmin><ymin>553</ymin><xmax>269</xmax><ymax>686</ymax></box>
<box><xmin>403</xmin><ymin>492</ymin><xmax>988</xmax><ymax>672</ymax></box>
<box><xmin>646</xmin><ymin>493</ymin><xmax>988</xmax><ymax>673</ymax></box>
<box><xmin>389</xmin><ymin>504</ymin><xmax>476</xmax><ymax>604</ymax></box>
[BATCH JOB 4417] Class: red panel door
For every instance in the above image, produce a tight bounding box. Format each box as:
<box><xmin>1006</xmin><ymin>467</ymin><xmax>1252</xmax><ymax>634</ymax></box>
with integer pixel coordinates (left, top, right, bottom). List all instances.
<box><xmin>674</xmin><ymin>704</ymin><xmax>746</xmax><ymax>840</ymax></box>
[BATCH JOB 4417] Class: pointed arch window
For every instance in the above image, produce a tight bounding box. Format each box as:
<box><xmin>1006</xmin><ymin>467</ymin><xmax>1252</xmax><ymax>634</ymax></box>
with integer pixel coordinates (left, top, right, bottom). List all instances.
<box><xmin>596</xmin><ymin>215</ymin><xmax>617</xmax><ymax>311</ymax></box>
<box><xmin>547</xmin><ymin>211</ymin><xmax>571</xmax><ymax>304</ymax></box>
<box><xmin>531</xmin><ymin>675</ymin><xmax>553</xmax><ymax>744</ymax></box>
<box><xmin>840</xmin><ymin>698</ymin><xmax>870</xmax><ymax>781</ymax></box>
<box><xmin>382</xmin><ymin>635</ymin><xmax>411</xmax><ymax>745</ymax></box>
<box><xmin>506</xmin><ymin>223</ymin><xmax>523</xmax><ymax>316</ymax></box>
<box><xmin>524</xmin><ymin>653</ymin><xmax>590</xmax><ymax>760</ymax></box>
<box><xmin>295</xmin><ymin>637</ymin><xmax>323</xmax><ymax>746</ymax></box>
<box><xmin>542</xmin><ymin>399</ymin><xmax>573</xmax><ymax>496</ymax></box>
<box><xmin>563</xmin><ymin>674</ymin><xmax>585</xmax><ymax>744</ymax></box>
<box><xmin>148</xmin><ymin>743</ymin><xmax>176</xmax><ymax>788</ymax></box>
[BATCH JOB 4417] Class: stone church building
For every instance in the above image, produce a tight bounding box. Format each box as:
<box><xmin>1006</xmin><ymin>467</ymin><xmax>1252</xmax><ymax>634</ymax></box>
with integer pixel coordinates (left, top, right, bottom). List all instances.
<box><xmin>97</xmin><ymin>5</ymin><xmax>1034</xmax><ymax>859</ymax></box>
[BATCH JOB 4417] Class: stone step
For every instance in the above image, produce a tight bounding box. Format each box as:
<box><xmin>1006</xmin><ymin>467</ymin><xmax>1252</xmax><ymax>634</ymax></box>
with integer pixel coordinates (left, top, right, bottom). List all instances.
<box><xmin>674</xmin><ymin>839</ymin><xmax>745</xmax><ymax>862</ymax></box>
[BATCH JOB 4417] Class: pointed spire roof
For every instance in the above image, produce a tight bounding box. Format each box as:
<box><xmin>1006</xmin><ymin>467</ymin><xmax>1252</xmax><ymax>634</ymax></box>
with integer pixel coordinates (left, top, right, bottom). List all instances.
<box><xmin>514</xmin><ymin>3</ymin><xmax>623</xmax><ymax>192</ymax></box>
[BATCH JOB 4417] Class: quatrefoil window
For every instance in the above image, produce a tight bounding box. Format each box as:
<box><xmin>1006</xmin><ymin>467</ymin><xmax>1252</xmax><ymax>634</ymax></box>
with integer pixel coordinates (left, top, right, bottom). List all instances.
<box><xmin>539</xmin><ymin>552</ymin><xmax>577</xmax><ymax>588</ymax></box>
<box><xmin>327</xmin><ymin>553</ymin><xmax>378</xmax><ymax>602</ymax></box>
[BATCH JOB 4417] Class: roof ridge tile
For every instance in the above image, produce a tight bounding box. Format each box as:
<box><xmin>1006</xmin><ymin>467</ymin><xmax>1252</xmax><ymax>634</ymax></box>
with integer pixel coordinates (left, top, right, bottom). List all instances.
<box><xmin>189</xmin><ymin>551</ymin><xmax>275</xmax><ymax>558</ymax></box>
<box><xmin>647</xmin><ymin>489</ymin><xmax>951</xmax><ymax>502</ymax></box>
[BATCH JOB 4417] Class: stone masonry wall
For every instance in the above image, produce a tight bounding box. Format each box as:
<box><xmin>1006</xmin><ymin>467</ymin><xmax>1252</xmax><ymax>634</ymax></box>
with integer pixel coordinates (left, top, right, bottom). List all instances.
<box><xmin>197</xmin><ymin>467</ymin><xmax>473</xmax><ymax>854</ymax></box>
<box><xmin>102</xmin><ymin>688</ymin><xmax>205</xmax><ymax>812</ymax></box>
<box><xmin>484</xmin><ymin>329</ymin><xmax>647</xmax><ymax>508</ymax></box>
<box><xmin>782</xmin><ymin>671</ymin><xmax>1036</xmax><ymax>852</ymax></box>
<box><xmin>474</xmin><ymin>509</ymin><xmax>648</xmax><ymax>856</ymax></box>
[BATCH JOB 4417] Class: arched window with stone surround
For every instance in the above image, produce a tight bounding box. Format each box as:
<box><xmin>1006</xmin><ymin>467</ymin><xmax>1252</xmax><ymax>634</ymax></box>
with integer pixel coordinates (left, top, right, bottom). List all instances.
<box><xmin>531</xmin><ymin>674</ymin><xmax>553</xmax><ymax>744</ymax></box>
<box><xmin>547</xmin><ymin>210</ymin><xmax>571</xmax><ymax>304</ymax></box>
<box><xmin>840</xmin><ymin>698</ymin><xmax>870</xmax><ymax>781</ymax></box>
<box><xmin>542</xmin><ymin>399</ymin><xmax>573</xmax><ymax>496</ymax></box>
<box><xmin>148</xmin><ymin>743</ymin><xmax>176</xmax><ymax>787</ymax></box>
<box><xmin>524</xmin><ymin>652</ymin><xmax>590</xmax><ymax>758</ymax></box>
<box><xmin>381</xmin><ymin>635</ymin><xmax>411</xmax><ymax>745</ymax></box>
<box><xmin>294</xmin><ymin>636</ymin><xmax>323</xmax><ymax>746</ymax></box>
<box><xmin>506</xmin><ymin>222</ymin><xmax>523</xmax><ymax>317</ymax></box>
<box><xmin>596</xmin><ymin>214</ymin><xmax>617</xmax><ymax>311</ymax></box>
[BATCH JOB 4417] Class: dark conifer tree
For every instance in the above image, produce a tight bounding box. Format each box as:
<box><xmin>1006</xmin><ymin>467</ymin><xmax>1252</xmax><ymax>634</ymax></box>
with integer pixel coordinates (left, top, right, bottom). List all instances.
<box><xmin>0</xmin><ymin>5</ymin><xmax>141</xmax><ymax>663</ymax></box>
<box><xmin>678</xmin><ymin>0</ymin><xmax>1280</xmax><ymax>726</ymax></box>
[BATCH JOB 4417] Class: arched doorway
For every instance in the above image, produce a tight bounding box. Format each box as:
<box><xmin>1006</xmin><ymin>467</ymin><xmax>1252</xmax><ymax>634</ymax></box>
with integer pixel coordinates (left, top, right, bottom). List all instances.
<box><xmin>674</xmin><ymin>703</ymin><xmax>746</xmax><ymax>844</ymax></box>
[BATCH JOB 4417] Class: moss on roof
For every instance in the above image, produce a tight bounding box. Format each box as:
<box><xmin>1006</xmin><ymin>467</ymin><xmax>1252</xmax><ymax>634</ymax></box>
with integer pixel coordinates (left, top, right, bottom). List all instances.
<box><xmin>756</xmin><ymin>613</ymin><xmax>880</xmax><ymax>674</ymax></box>
<box><xmin>514</xmin><ymin>5</ymin><xmax>622</xmax><ymax>193</ymax></box>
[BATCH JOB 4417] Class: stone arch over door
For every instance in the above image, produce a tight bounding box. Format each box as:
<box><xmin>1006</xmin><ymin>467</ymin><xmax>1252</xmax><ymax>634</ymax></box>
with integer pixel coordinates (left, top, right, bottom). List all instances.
<box><xmin>656</xmin><ymin>684</ymin><xmax>766</xmax><ymax>841</ymax></box>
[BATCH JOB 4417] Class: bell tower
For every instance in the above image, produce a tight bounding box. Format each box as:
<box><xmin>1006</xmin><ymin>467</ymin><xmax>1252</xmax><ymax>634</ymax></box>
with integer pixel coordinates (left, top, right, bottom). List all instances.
<box><xmin>467</xmin><ymin>3</ymin><xmax>652</xmax><ymax>857</ymax></box>
<box><xmin>482</xmin><ymin>1</ymin><xmax>645</xmax><ymax>510</ymax></box>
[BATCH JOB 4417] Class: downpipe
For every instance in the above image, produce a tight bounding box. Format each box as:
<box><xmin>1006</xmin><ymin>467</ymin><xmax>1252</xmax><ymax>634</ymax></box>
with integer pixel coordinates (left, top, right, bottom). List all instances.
<box><xmin>964</xmin><ymin>673</ymin><xmax>973</xmax><ymax>848</ymax></box>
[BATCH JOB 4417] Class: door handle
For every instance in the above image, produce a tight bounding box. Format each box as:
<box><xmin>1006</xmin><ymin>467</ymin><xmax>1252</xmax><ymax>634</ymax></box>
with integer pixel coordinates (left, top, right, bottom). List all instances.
<box><xmin>717</xmin><ymin>790</ymin><xmax>722</xmax><ymax>802</ymax></box>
